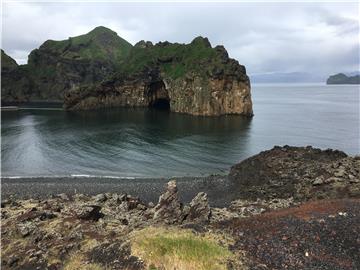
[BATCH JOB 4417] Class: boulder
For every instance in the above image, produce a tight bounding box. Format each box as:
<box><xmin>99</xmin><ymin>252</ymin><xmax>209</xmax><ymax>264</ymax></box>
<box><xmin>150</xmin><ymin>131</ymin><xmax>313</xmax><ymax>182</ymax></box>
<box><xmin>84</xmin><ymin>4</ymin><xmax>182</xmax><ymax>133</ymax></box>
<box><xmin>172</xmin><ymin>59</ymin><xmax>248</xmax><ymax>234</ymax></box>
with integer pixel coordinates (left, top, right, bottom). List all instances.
<box><xmin>73</xmin><ymin>205</ymin><xmax>103</xmax><ymax>221</ymax></box>
<box><xmin>93</xmin><ymin>193</ymin><xmax>107</xmax><ymax>203</ymax></box>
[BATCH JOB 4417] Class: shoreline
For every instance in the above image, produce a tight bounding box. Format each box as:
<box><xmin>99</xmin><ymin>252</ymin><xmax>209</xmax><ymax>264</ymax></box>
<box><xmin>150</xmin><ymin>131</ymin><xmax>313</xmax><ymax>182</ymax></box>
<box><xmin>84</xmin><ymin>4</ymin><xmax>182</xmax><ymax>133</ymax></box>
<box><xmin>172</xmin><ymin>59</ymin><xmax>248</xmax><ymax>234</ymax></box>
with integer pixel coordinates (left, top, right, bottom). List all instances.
<box><xmin>1</xmin><ymin>175</ymin><xmax>236</xmax><ymax>207</ymax></box>
<box><xmin>2</xmin><ymin>145</ymin><xmax>359</xmax><ymax>207</ymax></box>
<box><xmin>2</xmin><ymin>145</ymin><xmax>360</xmax><ymax>269</ymax></box>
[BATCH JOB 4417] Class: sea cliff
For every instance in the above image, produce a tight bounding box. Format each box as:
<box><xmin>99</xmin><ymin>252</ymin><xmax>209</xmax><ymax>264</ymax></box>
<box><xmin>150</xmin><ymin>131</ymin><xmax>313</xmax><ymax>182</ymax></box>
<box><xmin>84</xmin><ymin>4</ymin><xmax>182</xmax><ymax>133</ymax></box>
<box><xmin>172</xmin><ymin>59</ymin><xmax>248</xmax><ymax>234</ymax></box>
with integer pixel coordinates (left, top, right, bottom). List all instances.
<box><xmin>1</xmin><ymin>27</ymin><xmax>252</xmax><ymax>116</ymax></box>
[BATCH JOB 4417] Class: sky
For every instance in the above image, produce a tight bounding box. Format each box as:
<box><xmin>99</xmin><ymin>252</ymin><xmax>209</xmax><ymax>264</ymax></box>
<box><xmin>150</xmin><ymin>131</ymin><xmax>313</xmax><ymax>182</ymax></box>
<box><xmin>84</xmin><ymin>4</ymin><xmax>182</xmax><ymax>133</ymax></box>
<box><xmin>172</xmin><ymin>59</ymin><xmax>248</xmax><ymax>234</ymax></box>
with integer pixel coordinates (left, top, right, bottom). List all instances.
<box><xmin>1</xmin><ymin>1</ymin><xmax>359</xmax><ymax>77</ymax></box>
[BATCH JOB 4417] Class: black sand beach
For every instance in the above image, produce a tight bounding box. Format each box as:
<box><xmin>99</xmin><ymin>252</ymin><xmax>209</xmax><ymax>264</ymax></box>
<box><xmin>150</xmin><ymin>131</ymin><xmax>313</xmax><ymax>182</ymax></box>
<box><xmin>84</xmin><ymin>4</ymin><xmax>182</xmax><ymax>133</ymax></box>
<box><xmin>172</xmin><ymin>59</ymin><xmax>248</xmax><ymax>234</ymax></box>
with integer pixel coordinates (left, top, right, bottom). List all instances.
<box><xmin>1</xmin><ymin>175</ymin><xmax>236</xmax><ymax>207</ymax></box>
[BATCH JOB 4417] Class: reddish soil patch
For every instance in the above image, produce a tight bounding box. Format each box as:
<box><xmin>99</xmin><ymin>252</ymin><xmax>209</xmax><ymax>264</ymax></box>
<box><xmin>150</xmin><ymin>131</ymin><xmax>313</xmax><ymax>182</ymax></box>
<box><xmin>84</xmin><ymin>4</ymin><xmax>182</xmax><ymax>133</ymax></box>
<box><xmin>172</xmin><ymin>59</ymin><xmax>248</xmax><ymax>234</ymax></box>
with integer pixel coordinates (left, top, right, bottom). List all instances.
<box><xmin>217</xmin><ymin>199</ymin><xmax>360</xmax><ymax>269</ymax></box>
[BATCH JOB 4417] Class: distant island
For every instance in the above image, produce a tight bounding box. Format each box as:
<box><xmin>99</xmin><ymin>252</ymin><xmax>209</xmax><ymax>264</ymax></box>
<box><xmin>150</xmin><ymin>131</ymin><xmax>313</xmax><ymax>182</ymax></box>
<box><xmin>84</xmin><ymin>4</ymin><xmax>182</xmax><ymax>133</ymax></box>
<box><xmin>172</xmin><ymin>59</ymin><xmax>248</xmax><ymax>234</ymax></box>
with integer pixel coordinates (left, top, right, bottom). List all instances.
<box><xmin>326</xmin><ymin>73</ymin><xmax>360</xmax><ymax>85</ymax></box>
<box><xmin>1</xmin><ymin>26</ymin><xmax>252</xmax><ymax>116</ymax></box>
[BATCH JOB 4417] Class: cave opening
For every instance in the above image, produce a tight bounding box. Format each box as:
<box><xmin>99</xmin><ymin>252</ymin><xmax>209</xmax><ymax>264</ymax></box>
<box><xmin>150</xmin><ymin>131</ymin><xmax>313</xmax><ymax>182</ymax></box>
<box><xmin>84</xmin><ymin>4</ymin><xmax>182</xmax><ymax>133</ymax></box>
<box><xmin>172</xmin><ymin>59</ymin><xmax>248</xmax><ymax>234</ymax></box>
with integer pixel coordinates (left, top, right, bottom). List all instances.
<box><xmin>151</xmin><ymin>98</ymin><xmax>170</xmax><ymax>110</ymax></box>
<box><xmin>148</xmin><ymin>80</ymin><xmax>170</xmax><ymax>111</ymax></box>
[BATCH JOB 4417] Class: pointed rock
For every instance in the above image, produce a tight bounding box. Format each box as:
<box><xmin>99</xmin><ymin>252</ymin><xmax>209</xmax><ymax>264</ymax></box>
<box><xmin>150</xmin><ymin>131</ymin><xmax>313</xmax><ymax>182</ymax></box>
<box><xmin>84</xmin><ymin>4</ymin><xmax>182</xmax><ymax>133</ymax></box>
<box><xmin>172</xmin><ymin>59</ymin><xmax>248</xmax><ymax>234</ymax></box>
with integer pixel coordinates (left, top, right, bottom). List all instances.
<box><xmin>187</xmin><ymin>192</ymin><xmax>211</xmax><ymax>222</ymax></box>
<box><xmin>153</xmin><ymin>180</ymin><xmax>183</xmax><ymax>224</ymax></box>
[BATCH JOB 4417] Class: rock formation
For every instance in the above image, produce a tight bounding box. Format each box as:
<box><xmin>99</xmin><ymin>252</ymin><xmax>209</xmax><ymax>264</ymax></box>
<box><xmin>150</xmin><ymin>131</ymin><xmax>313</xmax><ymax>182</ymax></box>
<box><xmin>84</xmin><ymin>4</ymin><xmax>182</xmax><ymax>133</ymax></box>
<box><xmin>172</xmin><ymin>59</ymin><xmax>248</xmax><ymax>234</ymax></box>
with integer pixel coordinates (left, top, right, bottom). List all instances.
<box><xmin>229</xmin><ymin>145</ymin><xmax>360</xmax><ymax>201</ymax></box>
<box><xmin>153</xmin><ymin>180</ymin><xmax>184</xmax><ymax>224</ymax></box>
<box><xmin>187</xmin><ymin>192</ymin><xmax>211</xmax><ymax>222</ymax></box>
<box><xmin>1</xmin><ymin>27</ymin><xmax>253</xmax><ymax>116</ymax></box>
<box><xmin>327</xmin><ymin>73</ymin><xmax>360</xmax><ymax>84</ymax></box>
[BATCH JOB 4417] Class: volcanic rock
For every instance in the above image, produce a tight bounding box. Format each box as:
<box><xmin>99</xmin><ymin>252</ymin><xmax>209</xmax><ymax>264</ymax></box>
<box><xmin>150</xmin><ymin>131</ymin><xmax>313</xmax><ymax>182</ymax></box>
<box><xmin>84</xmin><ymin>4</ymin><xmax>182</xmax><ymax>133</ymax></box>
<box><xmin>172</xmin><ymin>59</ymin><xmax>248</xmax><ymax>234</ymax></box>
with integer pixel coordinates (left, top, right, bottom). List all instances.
<box><xmin>229</xmin><ymin>145</ymin><xmax>360</xmax><ymax>201</ymax></box>
<box><xmin>186</xmin><ymin>192</ymin><xmax>211</xmax><ymax>222</ymax></box>
<box><xmin>153</xmin><ymin>180</ymin><xmax>184</xmax><ymax>224</ymax></box>
<box><xmin>73</xmin><ymin>205</ymin><xmax>103</xmax><ymax>221</ymax></box>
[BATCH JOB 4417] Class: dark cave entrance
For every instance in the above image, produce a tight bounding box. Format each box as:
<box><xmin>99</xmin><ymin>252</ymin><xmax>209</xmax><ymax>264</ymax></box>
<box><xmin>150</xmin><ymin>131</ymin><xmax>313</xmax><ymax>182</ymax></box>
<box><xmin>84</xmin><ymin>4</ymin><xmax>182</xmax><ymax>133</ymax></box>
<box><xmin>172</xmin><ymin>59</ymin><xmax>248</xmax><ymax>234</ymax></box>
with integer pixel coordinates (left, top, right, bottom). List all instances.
<box><xmin>151</xmin><ymin>98</ymin><xmax>170</xmax><ymax>110</ymax></box>
<box><xmin>148</xmin><ymin>81</ymin><xmax>170</xmax><ymax>111</ymax></box>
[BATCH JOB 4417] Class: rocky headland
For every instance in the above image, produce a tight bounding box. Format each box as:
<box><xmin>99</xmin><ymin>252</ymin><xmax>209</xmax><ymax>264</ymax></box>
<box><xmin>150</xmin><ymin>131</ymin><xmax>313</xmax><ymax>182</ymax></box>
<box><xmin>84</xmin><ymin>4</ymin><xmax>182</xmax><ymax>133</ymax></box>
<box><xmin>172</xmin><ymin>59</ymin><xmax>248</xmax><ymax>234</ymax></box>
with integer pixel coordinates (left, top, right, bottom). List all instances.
<box><xmin>1</xmin><ymin>27</ymin><xmax>252</xmax><ymax>116</ymax></box>
<box><xmin>326</xmin><ymin>73</ymin><xmax>360</xmax><ymax>84</ymax></box>
<box><xmin>2</xmin><ymin>146</ymin><xmax>359</xmax><ymax>270</ymax></box>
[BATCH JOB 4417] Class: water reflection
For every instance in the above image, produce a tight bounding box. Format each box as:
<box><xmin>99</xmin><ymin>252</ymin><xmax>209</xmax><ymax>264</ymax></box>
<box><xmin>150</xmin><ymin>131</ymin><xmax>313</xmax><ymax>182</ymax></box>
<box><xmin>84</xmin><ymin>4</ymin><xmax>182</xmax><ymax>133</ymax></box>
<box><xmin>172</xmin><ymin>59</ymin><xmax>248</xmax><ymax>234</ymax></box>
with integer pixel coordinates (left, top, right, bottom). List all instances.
<box><xmin>1</xmin><ymin>108</ymin><xmax>252</xmax><ymax>177</ymax></box>
<box><xmin>3</xmin><ymin>84</ymin><xmax>357</xmax><ymax>178</ymax></box>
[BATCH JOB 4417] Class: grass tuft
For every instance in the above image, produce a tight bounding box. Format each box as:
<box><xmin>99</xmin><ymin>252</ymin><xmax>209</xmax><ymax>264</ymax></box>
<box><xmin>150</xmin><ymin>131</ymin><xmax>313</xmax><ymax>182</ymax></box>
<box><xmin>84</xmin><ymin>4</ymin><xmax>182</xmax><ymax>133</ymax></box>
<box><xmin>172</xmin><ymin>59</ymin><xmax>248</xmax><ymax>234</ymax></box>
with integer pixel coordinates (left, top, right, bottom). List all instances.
<box><xmin>63</xmin><ymin>253</ymin><xmax>104</xmax><ymax>270</ymax></box>
<box><xmin>131</xmin><ymin>227</ymin><xmax>232</xmax><ymax>270</ymax></box>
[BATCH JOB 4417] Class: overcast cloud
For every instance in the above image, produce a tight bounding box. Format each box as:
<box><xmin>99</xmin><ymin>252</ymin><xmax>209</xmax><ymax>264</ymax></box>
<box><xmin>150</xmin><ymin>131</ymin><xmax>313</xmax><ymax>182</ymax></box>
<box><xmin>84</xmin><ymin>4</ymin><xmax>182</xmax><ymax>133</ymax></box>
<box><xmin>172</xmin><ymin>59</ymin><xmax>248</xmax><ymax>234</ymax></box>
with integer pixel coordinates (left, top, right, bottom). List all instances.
<box><xmin>1</xmin><ymin>2</ymin><xmax>359</xmax><ymax>76</ymax></box>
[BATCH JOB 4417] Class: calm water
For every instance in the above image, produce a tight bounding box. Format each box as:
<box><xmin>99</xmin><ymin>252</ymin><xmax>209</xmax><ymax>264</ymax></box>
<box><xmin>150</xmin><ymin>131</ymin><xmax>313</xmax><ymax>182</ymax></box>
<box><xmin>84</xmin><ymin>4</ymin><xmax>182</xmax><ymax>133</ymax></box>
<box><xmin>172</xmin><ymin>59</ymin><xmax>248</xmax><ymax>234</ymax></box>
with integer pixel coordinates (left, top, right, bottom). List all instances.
<box><xmin>1</xmin><ymin>84</ymin><xmax>359</xmax><ymax>178</ymax></box>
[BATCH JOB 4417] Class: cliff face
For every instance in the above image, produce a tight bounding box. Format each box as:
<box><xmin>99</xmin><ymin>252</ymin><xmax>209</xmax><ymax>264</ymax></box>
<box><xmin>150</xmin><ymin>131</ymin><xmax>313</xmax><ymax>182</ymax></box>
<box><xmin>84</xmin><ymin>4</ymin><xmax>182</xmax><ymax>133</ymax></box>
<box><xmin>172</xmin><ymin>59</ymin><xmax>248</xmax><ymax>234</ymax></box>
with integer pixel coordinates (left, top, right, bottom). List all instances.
<box><xmin>64</xmin><ymin>37</ymin><xmax>253</xmax><ymax>116</ymax></box>
<box><xmin>327</xmin><ymin>73</ymin><xmax>360</xmax><ymax>84</ymax></box>
<box><xmin>2</xmin><ymin>27</ymin><xmax>253</xmax><ymax>116</ymax></box>
<box><xmin>1</xmin><ymin>27</ymin><xmax>132</xmax><ymax>103</ymax></box>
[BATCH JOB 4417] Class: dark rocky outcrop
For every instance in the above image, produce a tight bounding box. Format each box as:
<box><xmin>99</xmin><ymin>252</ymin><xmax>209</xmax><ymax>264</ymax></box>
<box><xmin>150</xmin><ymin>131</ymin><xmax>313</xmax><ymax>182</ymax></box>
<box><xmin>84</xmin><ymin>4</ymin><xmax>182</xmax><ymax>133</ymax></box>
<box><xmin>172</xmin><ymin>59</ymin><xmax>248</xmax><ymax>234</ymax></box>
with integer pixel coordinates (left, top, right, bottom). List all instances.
<box><xmin>326</xmin><ymin>73</ymin><xmax>360</xmax><ymax>84</ymax></box>
<box><xmin>229</xmin><ymin>145</ymin><xmax>360</xmax><ymax>201</ymax></box>
<box><xmin>1</xmin><ymin>27</ymin><xmax>253</xmax><ymax>116</ymax></box>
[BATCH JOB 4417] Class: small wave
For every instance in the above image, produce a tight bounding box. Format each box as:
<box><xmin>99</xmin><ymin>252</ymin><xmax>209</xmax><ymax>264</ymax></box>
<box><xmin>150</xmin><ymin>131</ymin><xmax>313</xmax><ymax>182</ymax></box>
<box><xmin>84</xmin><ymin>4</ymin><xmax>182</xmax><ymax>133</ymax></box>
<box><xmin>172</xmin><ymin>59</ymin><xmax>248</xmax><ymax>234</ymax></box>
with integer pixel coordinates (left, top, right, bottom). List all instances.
<box><xmin>71</xmin><ymin>174</ymin><xmax>92</xmax><ymax>178</ymax></box>
<box><xmin>2</xmin><ymin>174</ymin><xmax>138</xmax><ymax>179</ymax></box>
<box><xmin>102</xmin><ymin>175</ymin><xmax>136</xmax><ymax>179</ymax></box>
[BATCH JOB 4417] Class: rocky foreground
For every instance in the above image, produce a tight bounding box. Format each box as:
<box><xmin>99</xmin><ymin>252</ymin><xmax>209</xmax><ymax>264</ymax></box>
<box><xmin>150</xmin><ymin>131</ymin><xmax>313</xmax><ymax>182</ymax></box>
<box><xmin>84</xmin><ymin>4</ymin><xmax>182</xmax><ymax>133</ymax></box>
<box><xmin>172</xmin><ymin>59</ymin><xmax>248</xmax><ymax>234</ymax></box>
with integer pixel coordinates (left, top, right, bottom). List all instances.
<box><xmin>1</xmin><ymin>146</ymin><xmax>360</xmax><ymax>270</ymax></box>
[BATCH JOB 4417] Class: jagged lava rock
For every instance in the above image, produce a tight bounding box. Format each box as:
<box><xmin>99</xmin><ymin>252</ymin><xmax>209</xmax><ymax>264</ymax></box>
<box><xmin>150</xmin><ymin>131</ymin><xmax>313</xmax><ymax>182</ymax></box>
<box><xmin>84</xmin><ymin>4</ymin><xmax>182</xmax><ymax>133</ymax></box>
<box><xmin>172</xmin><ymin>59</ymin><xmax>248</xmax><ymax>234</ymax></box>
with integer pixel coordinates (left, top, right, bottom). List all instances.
<box><xmin>153</xmin><ymin>180</ymin><xmax>184</xmax><ymax>224</ymax></box>
<box><xmin>186</xmin><ymin>192</ymin><xmax>211</xmax><ymax>222</ymax></box>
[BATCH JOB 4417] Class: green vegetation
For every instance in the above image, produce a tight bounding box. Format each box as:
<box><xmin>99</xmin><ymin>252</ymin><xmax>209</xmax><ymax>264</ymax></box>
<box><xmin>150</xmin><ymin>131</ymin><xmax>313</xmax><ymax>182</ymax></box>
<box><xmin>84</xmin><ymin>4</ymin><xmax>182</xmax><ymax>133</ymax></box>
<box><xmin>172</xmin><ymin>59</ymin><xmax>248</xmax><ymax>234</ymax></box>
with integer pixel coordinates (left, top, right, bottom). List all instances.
<box><xmin>119</xmin><ymin>37</ymin><xmax>219</xmax><ymax>79</ymax></box>
<box><xmin>131</xmin><ymin>227</ymin><xmax>232</xmax><ymax>270</ymax></box>
<box><xmin>29</xmin><ymin>26</ymin><xmax>132</xmax><ymax>67</ymax></box>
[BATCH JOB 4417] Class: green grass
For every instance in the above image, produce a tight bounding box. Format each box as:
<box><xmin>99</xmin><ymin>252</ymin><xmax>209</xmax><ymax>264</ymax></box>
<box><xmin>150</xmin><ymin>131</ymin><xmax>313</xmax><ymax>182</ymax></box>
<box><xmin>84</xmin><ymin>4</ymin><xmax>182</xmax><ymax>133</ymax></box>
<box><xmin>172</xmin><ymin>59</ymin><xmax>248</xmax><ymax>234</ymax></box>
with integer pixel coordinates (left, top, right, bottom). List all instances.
<box><xmin>30</xmin><ymin>26</ymin><xmax>132</xmax><ymax>65</ymax></box>
<box><xmin>131</xmin><ymin>227</ymin><xmax>232</xmax><ymax>270</ymax></box>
